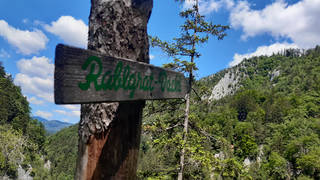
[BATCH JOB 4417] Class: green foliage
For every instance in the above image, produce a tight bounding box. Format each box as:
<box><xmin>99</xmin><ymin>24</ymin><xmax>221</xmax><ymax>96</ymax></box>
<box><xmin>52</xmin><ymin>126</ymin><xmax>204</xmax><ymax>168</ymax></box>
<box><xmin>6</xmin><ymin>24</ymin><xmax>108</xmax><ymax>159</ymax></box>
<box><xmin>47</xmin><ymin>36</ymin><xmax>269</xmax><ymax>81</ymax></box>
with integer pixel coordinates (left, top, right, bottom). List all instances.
<box><xmin>1</xmin><ymin>31</ymin><xmax>319</xmax><ymax>180</ymax></box>
<box><xmin>138</xmin><ymin>46</ymin><xmax>320</xmax><ymax>179</ymax></box>
<box><xmin>231</xmin><ymin>90</ymin><xmax>261</xmax><ymax>121</ymax></box>
<box><xmin>150</xmin><ymin>4</ymin><xmax>229</xmax><ymax>74</ymax></box>
<box><xmin>46</xmin><ymin>124</ymin><xmax>78</xmax><ymax>179</ymax></box>
<box><xmin>0</xmin><ymin>46</ymin><xmax>315</xmax><ymax>179</ymax></box>
<box><xmin>149</xmin><ymin>1</ymin><xmax>230</xmax><ymax>178</ymax></box>
<box><xmin>29</xmin><ymin>154</ymin><xmax>51</xmax><ymax>180</ymax></box>
<box><xmin>0</xmin><ymin>125</ymin><xmax>27</xmax><ymax>178</ymax></box>
<box><xmin>220</xmin><ymin>158</ymin><xmax>243</xmax><ymax>179</ymax></box>
<box><xmin>297</xmin><ymin>147</ymin><xmax>320</xmax><ymax>178</ymax></box>
<box><xmin>264</xmin><ymin>152</ymin><xmax>289</xmax><ymax>180</ymax></box>
<box><xmin>0</xmin><ymin>62</ymin><xmax>47</xmax><ymax>178</ymax></box>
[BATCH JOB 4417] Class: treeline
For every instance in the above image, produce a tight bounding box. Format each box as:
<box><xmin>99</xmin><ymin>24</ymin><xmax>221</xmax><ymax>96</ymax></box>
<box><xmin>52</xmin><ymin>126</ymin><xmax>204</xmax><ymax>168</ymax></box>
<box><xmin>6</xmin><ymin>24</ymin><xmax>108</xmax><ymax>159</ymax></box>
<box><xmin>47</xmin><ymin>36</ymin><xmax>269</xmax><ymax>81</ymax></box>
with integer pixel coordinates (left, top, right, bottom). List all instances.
<box><xmin>138</xmin><ymin>46</ymin><xmax>320</xmax><ymax>179</ymax></box>
<box><xmin>45</xmin><ymin>124</ymin><xmax>78</xmax><ymax>179</ymax></box>
<box><xmin>0</xmin><ymin>62</ymin><xmax>49</xmax><ymax>179</ymax></box>
<box><xmin>1</xmin><ymin>46</ymin><xmax>319</xmax><ymax>179</ymax></box>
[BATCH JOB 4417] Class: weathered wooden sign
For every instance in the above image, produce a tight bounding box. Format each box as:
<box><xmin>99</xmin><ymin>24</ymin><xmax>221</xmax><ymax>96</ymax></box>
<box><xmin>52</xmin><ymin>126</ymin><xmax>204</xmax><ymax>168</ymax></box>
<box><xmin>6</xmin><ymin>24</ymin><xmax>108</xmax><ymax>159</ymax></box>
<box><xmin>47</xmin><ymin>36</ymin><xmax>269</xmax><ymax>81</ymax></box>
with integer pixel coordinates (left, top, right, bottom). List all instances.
<box><xmin>54</xmin><ymin>44</ymin><xmax>188</xmax><ymax>104</ymax></box>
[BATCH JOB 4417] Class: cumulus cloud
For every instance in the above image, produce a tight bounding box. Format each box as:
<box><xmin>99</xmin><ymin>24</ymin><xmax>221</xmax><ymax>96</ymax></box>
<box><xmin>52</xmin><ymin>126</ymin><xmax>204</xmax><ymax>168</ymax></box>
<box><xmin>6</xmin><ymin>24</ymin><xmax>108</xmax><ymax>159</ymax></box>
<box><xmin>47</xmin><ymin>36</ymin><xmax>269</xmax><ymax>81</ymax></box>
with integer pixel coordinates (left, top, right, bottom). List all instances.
<box><xmin>71</xmin><ymin>110</ymin><xmax>81</xmax><ymax>117</ymax></box>
<box><xmin>183</xmin><ymin>0</ymin><xmax>220</xmax><ymax>14</ymax></box>
<box><xmin>54</xmin><ymin>109</ymin><xmax>80</xmax><ymax>117</ymax></box>
<box><xmin>44</xmin><ymin>16</ymin><xmax>88</xmax><ymax>48</ymax></box>
<box><xmin>62</xmin><ymin>105</ymin><xmax>80</xmax><ymax>111</ymax></box>
<box><xmin>34</xmin><ymin>20</ymin><xmax>44</xmax><ymax>26</ymax></box>
<box><xmin>183</xmin><ymin>0</ymin><xmax>235</xmax><ymax>14</ymax></box>
<box><xmin>0</xmin><ymin>20</ymin><xmax>48</xmax><ymax>55</ymax></box>
<box><xmin>223</xmin><ymin>0</ymin><xmax>235</xmax><ymax>9</ymax></box>
<box><xmin>14</xmin><ymin>56</ymin><xmax>54</xmax><ymax>102</ymax></box>
<box><xmin>17</xmin><ymin>56</ymin><xmax>54</xmax><ymax>79</ymax></box>
<box><xmin>56</xmin><ymin>105</ymin><xmax>80</xmax><ymax>117</ymax></box>
<box><xmin>0</xmin><ymin>49</ymin><xmax>10</xmax><ymax>58</ymax></box>
<box><xmin>35</xmin><ymin>110</ymin><xmax>52</xmax><ymax>119</ymax></box>
<box><xmin>28</xmin><ymin>96</ymin><xmax>44</xmax><ymax>105</ymax></box>
<box><xmin>228</xmin><ymin>42</ymin><xmax>299</xmax><ymax>67</ymax></box>
<box><xmin>15</xmin><ymin>73</ymin><xmax>53</xmax><ymax>102</ymax></box>
<box><xmin>54</xmin><ymin>110</ymin><xmax>68</xmax><ymax>115</ymax></box>
<box><xmin>230</xmin><ymin>0</ymin><xmax>320</xmax><ymax>48</ymax></box>
<box><xmin>22</xmin><ymin>19</ymin><xmax>29</xmax><ymax>24</ymax></box>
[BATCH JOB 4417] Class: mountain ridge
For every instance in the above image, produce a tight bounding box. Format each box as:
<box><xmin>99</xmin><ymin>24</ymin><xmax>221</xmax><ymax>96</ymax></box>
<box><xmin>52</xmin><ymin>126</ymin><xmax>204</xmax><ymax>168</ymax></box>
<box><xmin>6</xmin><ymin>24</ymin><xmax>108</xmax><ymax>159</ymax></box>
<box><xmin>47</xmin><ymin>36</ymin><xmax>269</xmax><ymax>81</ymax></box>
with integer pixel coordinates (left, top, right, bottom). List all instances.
<box><xmin>41</xmin><ymin>46</ymin><xmax>320</xmax><ymax>179</ymax></box>
<box><xmin>201</xmin><ymin>47</ymin><xmax>318</xmax><ymax>101</ymax></box>
<box><xmin>33</xmin><ymin>116</ymin><xmax>73</xmax><ymax>134</ymax></box>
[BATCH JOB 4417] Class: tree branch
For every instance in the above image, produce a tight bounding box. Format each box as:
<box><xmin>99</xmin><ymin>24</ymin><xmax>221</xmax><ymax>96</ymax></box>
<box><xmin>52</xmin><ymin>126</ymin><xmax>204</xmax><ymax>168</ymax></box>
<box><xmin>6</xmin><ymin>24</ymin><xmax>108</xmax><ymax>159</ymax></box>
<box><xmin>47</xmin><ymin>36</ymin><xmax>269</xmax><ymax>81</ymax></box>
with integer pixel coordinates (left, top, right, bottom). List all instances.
<box><xmin>192</xmin><ymin>87</ymin><xmax>202</xmax><ymax>101</ymax></box>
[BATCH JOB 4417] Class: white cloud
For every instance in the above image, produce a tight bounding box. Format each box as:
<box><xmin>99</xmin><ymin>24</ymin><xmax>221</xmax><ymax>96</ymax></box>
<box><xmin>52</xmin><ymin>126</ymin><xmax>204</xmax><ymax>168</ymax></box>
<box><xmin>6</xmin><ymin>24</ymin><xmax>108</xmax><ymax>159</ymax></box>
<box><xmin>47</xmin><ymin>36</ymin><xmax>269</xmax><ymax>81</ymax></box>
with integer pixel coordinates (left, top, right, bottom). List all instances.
<box><xmin>199</xmin><ymin>0</ymin><xmax>221</xmax><ymax>14</ymax></box>
<box><xmin>34</xmin><ymin>20</ymin><xmax>44</xmax><ymax>26</ymax></box>
<box><xmin>54</xmin><ymin>110</ymin><xmax>68</xmax><ymax>115</ymax></box>
<box><xmin>230</xmin><ymin>0</ymin><xmax>320</xmax><ymax>48</ymax></box>
<box><xmin>71</xmin><ymin>110</ymin><xmax>81</xmax><ymax>117</ymax></box>
<box><xmin>54</xmin><ymin>109</ymin><xmax>80</xmax><ymax>117</ymax></box>
<box><xmin>44</xmin><ymin>16</ymin><xmax>88</xmax><ymax>48</ymax></box>
<box><xmin>228</xmin><ymin>42</ymin><xmax>299</xmax><ymax>67</ymax></box>
<box><xmin>28</xmin><ymin>96</ymin><xmax>44</xmax><ymax>105</ymax></box>
<box><xmin>14</xmin><ymin>56</ymin><xmax>54</xmax><ymax>102</ymax></box>
<box><xmin>184</xmin><ymin>0</ymin><xmax>220</xmax><ymax>14</ymax></box>
<box><xmin>0</xmin><ymin>20</ymin><xmax>48</xmax><ymax>55</ymax></box>
<box><xmin>35</xmin><ymin>110</ymin><xmax>52</xmax><ymax>119</ymax></box>
<box><xmin>183</xmin><ymin>0</ymin><xmax>234</xmax><ymax>14</ymax></box>
<box><xmin>223</xmin><ymin>0</ymin><xmax>235</xmax><ymax>9</ymax></box>
<box><xmin>15</xmin><ymin>73</ymin><xmax>53</xmax><ymax>102</ymax></box>
<box><xmin>0</xmin><ymin>49</ymin><xmax>10</xmax><ymax>58</ymax></box>
<box><xmin>150</xmin><ymin>54</ymin><xmax>155</xmax><ymax>60</ymax></box>
<box><xmin>22</xmin><ymin>19</ymin><xmax>29</xmax><ymax>24</ymax></box>
<box><xmin>62</xmin><ymin>105</ymin><xmax>80</xmax><ymax>111</ymax></box>
<box><xmin>62</xmin><ymin>118</ymin><xmax>71</xmax><ymax>123</ymax></box>
<box><xmin>17</xmin><ymin>56</ymin><xmax>53</xmax><ymax>79</ymax></box>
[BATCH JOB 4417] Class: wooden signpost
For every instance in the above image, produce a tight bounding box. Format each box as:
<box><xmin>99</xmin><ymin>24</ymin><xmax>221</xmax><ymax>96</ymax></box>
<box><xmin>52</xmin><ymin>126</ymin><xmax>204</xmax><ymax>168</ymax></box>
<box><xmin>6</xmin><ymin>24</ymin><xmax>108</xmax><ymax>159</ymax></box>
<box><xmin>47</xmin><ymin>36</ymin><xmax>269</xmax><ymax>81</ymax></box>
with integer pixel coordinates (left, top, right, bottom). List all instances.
<box><xmin>54</xmin><ymin>44</ymin><xmax>188</xmax><ymax>104</ymax></box>
<box><xmin>54</xmin><ymin>40</ymin><xmax>188</xmax><ymax>179</ymax></box>
<box><xmin>54</xmin><ymin>44</ymin><xmax>187</xmax><ymax>179</ymax></box>
<box><xmin>53</xmin><ymin>0</ymin><xmax>188</xmax><ymax>179</ymax></box>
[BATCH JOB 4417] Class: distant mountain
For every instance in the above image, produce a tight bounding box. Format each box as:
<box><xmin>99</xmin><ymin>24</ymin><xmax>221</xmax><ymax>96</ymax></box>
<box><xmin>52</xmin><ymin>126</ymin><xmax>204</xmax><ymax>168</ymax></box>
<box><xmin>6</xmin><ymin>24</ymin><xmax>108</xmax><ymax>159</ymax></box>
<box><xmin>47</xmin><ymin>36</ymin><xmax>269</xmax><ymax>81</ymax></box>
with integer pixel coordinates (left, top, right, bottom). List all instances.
<box><xmin>43</xmin><ymin>46</ymin><xmax>320</xmax><ymax>179</ymax></box>
<box><xmin>33</xmin><ymin>116</ymin><xmax>73</xmax><ymax>134</ymax></box>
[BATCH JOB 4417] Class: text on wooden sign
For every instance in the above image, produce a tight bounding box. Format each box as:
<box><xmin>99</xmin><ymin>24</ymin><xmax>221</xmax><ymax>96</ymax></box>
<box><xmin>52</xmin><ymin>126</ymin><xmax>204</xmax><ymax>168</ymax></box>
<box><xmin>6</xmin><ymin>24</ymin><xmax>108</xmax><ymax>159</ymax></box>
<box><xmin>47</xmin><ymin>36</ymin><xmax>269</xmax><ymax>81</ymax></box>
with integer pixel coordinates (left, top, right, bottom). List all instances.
<box><xmin>54</xmin><ymin>44</ymin><xmax>188</xmax><ymax>104</ymax></box>
<box><xmin>78</xmin><ymin>56</ymin><xmax>182</xmax><ymax>98</ymax></box>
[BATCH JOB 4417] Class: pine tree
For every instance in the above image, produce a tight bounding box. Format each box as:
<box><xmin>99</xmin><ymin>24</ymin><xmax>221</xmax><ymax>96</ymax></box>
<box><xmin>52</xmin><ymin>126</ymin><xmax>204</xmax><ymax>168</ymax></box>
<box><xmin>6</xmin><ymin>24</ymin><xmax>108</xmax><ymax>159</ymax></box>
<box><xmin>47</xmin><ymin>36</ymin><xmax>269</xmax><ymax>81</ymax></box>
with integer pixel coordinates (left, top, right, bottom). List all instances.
<box><xmin>151</xmin><ymin>0</ymin><xmax>229</xmax><ymax>179</ymax></box>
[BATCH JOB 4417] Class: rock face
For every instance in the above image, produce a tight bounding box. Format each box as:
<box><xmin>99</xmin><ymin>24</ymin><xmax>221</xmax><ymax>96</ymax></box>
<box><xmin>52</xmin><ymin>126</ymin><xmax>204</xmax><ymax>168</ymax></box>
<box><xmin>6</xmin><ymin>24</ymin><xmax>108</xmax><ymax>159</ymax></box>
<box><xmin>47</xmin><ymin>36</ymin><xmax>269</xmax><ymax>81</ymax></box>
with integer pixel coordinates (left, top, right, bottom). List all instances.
<box><xmin>243</xmin><ymin>158</ymin><xmax>252</xmax><ymax>169</ymax></box>
<box><xmin>270</xmin><ymin>69</ymin><xmax>280</xmax><ymax>81</ymax></box>
<box><xmin>209</xmin><ymin>70</ymin><xmax>240</xmax><ymax>100</ymax></box>
<box><xmin>17</xmin><ymin>165</ymin><xmax>32</xmax><ymax>180</ymax></box>
<box><xmin>76</xmin><ymin>0</ymin><xmax>153</xmax><ymax>179</ymax></box>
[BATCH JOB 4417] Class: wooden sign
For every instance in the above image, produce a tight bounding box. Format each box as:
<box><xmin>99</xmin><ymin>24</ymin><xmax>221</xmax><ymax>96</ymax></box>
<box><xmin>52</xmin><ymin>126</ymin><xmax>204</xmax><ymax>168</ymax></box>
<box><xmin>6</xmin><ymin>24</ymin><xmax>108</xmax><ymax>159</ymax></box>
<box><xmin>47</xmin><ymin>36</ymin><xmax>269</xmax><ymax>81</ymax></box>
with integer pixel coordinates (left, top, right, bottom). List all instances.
<box><xmin>54</xmin><ymin>44</ymin><xmax>188</xmax><ymax>104</ymax></box>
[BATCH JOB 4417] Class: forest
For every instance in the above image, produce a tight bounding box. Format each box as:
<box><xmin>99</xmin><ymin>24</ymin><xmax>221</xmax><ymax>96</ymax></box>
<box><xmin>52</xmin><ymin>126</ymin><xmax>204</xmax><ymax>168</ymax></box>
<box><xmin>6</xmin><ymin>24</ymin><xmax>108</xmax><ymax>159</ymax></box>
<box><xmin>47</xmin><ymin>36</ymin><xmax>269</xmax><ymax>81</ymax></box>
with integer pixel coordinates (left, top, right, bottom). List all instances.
<box><xmin>0</xmin><ymin>45</ymin><xmax>319</xmax><ymax>179</ymax></box>
<box><xmin>0</xmin><ymin>0</ymin><xmax>319</xmax><ymax>179</ymax></box>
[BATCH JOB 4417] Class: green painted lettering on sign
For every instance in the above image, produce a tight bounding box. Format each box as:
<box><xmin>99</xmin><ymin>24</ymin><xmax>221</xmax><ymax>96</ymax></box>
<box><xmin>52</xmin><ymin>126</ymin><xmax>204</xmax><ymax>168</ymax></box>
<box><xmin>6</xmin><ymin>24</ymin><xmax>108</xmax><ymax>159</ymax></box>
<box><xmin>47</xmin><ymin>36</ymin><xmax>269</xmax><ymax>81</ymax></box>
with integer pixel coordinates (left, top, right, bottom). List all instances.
<box><xmin>78</xmin><ymin>56</ymin><xmax>182</xmax><ymax>98</ymax></box>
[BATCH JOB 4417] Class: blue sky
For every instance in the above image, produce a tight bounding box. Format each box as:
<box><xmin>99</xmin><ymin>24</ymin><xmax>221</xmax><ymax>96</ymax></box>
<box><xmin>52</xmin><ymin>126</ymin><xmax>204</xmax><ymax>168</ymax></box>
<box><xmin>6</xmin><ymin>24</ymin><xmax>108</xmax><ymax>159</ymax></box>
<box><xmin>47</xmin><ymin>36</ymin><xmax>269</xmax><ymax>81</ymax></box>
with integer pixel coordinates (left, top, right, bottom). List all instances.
<box><xmin>0</xmin><ymin>0</ymin><xmax>319</xmax><ymax>123</ymax></box>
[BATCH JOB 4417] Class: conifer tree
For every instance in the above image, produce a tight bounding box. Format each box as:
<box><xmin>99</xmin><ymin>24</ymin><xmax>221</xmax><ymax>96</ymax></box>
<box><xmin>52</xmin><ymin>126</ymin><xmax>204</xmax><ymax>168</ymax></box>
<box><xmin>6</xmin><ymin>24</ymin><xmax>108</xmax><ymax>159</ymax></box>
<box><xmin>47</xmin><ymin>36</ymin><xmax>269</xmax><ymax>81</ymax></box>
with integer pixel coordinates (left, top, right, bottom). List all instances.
<box><xmin>151</xmin><ymin>0</ymin><xmax>229</xmax><ymax>179</ymax></box>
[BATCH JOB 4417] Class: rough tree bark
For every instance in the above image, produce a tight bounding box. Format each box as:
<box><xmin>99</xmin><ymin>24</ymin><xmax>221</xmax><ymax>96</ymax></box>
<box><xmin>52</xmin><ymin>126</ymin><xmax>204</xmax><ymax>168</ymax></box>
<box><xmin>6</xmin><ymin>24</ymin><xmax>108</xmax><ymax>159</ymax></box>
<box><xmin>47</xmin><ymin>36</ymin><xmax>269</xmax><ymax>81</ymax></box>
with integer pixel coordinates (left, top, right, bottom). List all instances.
<box><xmin>75</xmin><ymin>0</ymin><xmax>153</xmax><ymax>179</ymax></box>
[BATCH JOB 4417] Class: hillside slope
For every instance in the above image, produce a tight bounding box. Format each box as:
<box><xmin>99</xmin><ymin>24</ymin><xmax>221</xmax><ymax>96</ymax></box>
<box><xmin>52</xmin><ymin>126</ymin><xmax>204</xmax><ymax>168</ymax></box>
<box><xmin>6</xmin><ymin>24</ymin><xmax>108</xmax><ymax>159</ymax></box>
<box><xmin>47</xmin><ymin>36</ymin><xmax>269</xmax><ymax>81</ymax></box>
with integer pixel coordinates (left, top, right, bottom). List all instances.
<box><xmin>140</xmin><ymin>46</ymin><xmax>320</xmax><ymax>179</ymax></box>
<box><xmin>0</xmin><ymin>62</ymin><xmax>49</xmax><ymax>179</ymax></box>
<box><xmin>46</xmin><ymin>124</ymin><xmax>78</xmax><ymax>179</ymax></box>
<box><xmin>43</xmin><ymin>46</ymin><xmax>320</xmax><ymax>179</ymax></box>
<box><xmin>202</xmin><ymin>47</ymin><xmax>320</xmax><ymax>101</ymax></box>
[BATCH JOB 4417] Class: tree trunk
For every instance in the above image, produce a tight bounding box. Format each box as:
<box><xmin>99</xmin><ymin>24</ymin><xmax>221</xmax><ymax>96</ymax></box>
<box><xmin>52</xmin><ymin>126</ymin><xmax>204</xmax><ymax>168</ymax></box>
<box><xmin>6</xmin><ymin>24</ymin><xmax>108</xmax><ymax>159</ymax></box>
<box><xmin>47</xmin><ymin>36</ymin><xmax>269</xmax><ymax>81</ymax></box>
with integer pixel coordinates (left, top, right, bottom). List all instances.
<box><xmin>178</xmin><ymin>91</ymin><xmax>190</xmax><ymax>180</ymax></box>
<box><xmin>178</xmin><ymin>1</ymin><xmax>198</xmax><ymax>179</ymax></box>
<box><xmin>75</xmin><ymin>0</ymin><xmax>152</xmax><ymax>179</ymax></box>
